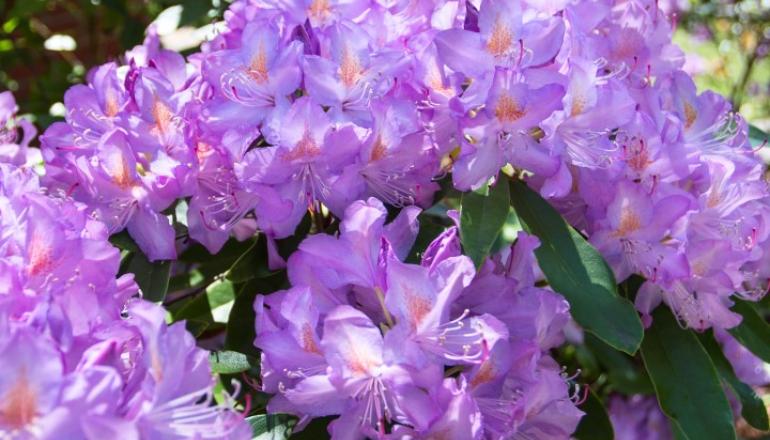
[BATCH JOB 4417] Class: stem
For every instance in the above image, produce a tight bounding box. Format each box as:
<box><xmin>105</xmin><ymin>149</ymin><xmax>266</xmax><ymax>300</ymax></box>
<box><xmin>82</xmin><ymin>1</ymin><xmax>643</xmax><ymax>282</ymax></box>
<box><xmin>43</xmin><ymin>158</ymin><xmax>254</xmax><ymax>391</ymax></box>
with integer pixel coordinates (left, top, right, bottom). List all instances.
<box><xmin>309</xmin><ymin>205</ymin><xmax>325</xmax><ymax>233</ymax></box>
<box><xmin>444</xmin><ymin>365</ymin><xmax>465</xmax><ymax>377</ymax></box>
<box><xmin>730</xmin><ymin>44</ymin><xmax>759</xmax><ymax>110</ymax></box>
<box><xmin>374</xmin><ymin>287</ymin><xmax>395</xmax><ymax>328</ymax></box>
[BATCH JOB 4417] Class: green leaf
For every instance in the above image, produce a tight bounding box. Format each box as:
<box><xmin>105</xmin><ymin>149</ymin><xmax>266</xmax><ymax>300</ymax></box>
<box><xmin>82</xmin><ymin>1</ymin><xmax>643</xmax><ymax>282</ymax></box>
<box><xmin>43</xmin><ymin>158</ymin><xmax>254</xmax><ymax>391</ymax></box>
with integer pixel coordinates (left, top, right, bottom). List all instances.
<box><xmin>109</xmin><ymin>230</ymin><xmax>139</xmax><ymax>252</ymax></box>
<box><xmin>225</xmin><ymin>272</ymin><xmax>288</xmax><ymax>357</ymax></box>
<box><xmin>226</xmin><ymin>235</ymin><xmax>275</xmax><ymax>283</ymax></box>
<box><xmin>573</xmin><ymin>344</ymin><xmax>600</xmax><ymax>377</ymax></box>
<box><xmin>585</xmin><ymin>334</ymin><xmax>653</xmax><ymax>395</ymax></box>
<box><xmin>699</xmin><ymin>331</ymin><xmax>769</xmax><ymax>431</ymax></box>
<box><xmin>246</xmin><ymin>414</ymin><xmax>296</xmax><ymax>440</ymax></box>
<box><xmin>180</xmin><ymin>238</ymin><xmax>256</xmax><ymax>280</ymax></box>
<box><xmin>168</xmin><ymin>269</ymin><xmax>206</xmax><ymax>291</ymax></box>
<box><xmin>459</xmin><ymin>180</ymin><xmax>510</xmax><ymax>267</ymax></box>
<box><xmin>209</xmin><ymin>350</ymin><xmax>258</xmax><ymax>375</ymax></box>
<box><xmin>275</xmin><ymin>213</ymin><xmax>312</xmax><ymax>260</ymax></box>
<box><xmin>728</xmin><ymin>299</ymin><xmax>770</xmax><ymax>364</ymax></box>
<box><xmin>640</xmin><ymin>307</ymin><xmax>736</xmax><ymax>440</ymax></box>
<box><xmin>179</xmin><ymin>239</ymin><xmax>243</xmax><ymax>263</ymax></box>
<box><xmin>123</xmin><ymin>252</ymin><xmax>171</xmax><ymax>303</ymax></box>
<box><xmin>509</xmin><ymin>179</ymin><xmax>643</xmax><ymax>354</ymax></box>
<box><xmin>288</xmin><ymin>416</ymin><xmax>335</xmax><ymax>440</ymax></box>
<box><xmin>672</xmin><ymin>423</ymin><xmax>688</xmax><ymax>440</ymax></box>
<box><xmin>174</xmin><ymin>279</ymin><xmax>236</xmax><ymax>322</ymax></box>
<box><xmin>489</xmin><ymin>208</ymin><xmax>522</xmax><ymax>255</ymax></box>
<box><xmin>574</xmin><ymin>389</ymin><xmax>614</xmax><ymax>440</ymax></box>
<box><xmin>748</xmin><ymin>124</ymin><xmax>767</xmax><ymax>149</ymax></box>
<box><xmin>185</xmin><ymin>319</ymin><xmax>210</xmax><ymax>337</ymax></box>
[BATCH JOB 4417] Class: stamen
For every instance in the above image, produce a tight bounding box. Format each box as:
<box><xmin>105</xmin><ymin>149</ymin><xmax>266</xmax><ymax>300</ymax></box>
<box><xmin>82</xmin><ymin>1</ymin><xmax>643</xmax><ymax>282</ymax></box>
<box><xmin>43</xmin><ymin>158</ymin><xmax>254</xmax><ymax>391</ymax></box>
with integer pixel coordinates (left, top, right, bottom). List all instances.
<box><xmin>417</xmin><ymin>310</ymin><xmax>485</xmax><ymax>364</ymax></box>
<box><xmin>361</xmin><ymin>166</ymin><xmax>417</xmax><ymax>208</ymax></box>
<box><xmin>352</xmin><ymin>377</ymin><xmax>395</xmax><ymax>430</ymax></box>
<box><xmin>221</xmin><ymin>69</ymin><xmax>276</xmax><ymax>108</ymax></box>
<box><xmin>560</xmin><ymin>128</ymin><xmax>615</xmax><ymax>168</ymax></box>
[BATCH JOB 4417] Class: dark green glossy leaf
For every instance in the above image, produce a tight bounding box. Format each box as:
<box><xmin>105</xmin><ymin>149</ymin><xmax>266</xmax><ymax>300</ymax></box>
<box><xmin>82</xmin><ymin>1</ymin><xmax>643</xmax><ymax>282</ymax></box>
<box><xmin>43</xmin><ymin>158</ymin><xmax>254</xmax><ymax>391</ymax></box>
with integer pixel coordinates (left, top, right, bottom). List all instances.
<box><xmin>585</xmin><ymin>334</ymin><xmax>653</xmax><ymax>395</ymax></box>
<box><xmin>573</xmin><ymin>344</ymin><xmax>600</xmax><ymax>377</ymax></box>
<box><xmin>180</xmin><ymin>238</ymin><xmax>256</xmax><ymax>280</ymax></box>
<box><xmin>699</xmin><ymin>331</ymin><xmax>769</xmax><ymax>430</ymax></box>
<box><xmin>728</xmin><ymin>299</ymin><xmax>770</xmax><ymax>364</ymax></box>
<box><xmin>289</xmin><ymin>416</ymin><xmax>334</xmax><ymax>439</ymax></box>
<box><xmin>460</xmin><ymin>180</ymin><xmax>510</xmax><ymax>267</ymax></box>
<box><xmin>489</xmin><ymin>208</ymin><xmax>522</xmax><ymax>255</ymax></box>
<box><xmin>109</xmin><ymin>230</ymin><xmax>139</xmax><ymax>252</ymax></box>
<box><xmin>122</xmin><ymin>251</ymin><xmax>171</xmax><ymax>303</ymax></box>
<box><xmin>227</xmin><ymin>235</ymin><xmax>275</xmax><ymax>283</ymax></box>
<box><xmin>276</xmin><ymin>213</ymin><xmax>312</xmax><ymax>260</ymax></box>
<box><xmin>574</xmin><ymin>389</ymin><xmax>613</xmax><ymax>440</ymax></box>
<box><xmin>174</xmin><ymin>279</ymin><xmax>236</xmax><ymax>322</ymax></box>
<box><xmin>246</xmin><ymin>414</ymin><xmax>296</xmax><ymax>440</ymax></box>
<box><xmin>673</xmin><ymin>423</ymin><xmax>688</xmax><ymax>440</ymax></box>
<box><xmin>179</xmin><ymin>239</ymin><xmax>246</xmax><ymax>263</ymax></box>
<box><xmin>168</xmin><ymin>269</ymin><xmax>206</xmax><ymax>291</ymax></box>
<box><xmin>640</xmin><ymin>307</ymin><xmax>735</xmax><ymax>440</ymax></box>
<box><xmin>509</xmin><ymin>179</ymin><xmax>643</xmax><ymax>354</ymax></box>
<box><xmin>225</xmin><ymin>272</ymin><xmax>288</xmax><ymax>357</ymax></box>
<box><xmin>185</xmin><ymin>319</ymin><xmax>210</xmax><ymax>337</ymax></box>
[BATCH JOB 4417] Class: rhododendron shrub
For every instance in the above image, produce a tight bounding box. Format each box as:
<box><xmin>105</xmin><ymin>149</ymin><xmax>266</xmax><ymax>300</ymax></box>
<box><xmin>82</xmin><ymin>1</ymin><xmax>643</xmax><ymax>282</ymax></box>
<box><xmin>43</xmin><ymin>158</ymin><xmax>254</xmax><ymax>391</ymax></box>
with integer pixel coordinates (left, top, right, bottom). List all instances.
<box><xmin>2</xmin><ymin>0</ymin><xmax>770</xmax><ymax>439</ymax></box>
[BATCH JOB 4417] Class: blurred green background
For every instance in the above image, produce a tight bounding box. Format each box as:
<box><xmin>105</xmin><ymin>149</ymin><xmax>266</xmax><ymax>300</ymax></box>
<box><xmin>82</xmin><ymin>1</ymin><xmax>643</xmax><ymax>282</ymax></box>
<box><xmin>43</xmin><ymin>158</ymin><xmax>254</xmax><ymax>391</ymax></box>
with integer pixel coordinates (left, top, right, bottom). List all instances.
<box><xmin>0</xmin><ymin>0</ymin><xmax>768</xmax><ymax>130</ymax></box>
<box><xmin>0</xmin><ymin>0</ymin><xmax>228</xmax><ymax>127</ymax></box>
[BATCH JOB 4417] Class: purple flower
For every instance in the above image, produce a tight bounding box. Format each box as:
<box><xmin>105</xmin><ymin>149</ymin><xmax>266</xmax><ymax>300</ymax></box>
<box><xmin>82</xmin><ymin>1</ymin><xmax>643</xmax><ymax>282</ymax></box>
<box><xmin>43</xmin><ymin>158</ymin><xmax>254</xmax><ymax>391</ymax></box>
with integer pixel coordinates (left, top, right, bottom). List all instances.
<box><xmin>257</xmin><ymin>198</ymin><xmax>582</xmax><ymax>438</ymax></box>
<box><xmin>715</xmin><ymin>329</ymin><xmax>770</xmax><ymax>387</ymax></box>
<box><xmin>44</xmin><ymin>128</ymin><xmax>179</xmax><ymax>261</ymax></box>
<box><xmin>608</xmin><ymin>394</ymin><xmax>673</xmax><ymax>440</ymax></box>
<box><xmin>22</xmin><ymin>5</ymin><xmax>770</xmax><ymax>439</ymax></box>
<box><xmin>452</xmin><ymin>72</ymin><xmax>566</xmax><ymax>190</ymax></box>
<box><xmin>286</xmin><ymin>197</ymin><xmax>419</xmax><ymax>313</ymax></box>
<box><xmin>236</xmin><ymin>97</ymin><xmax>361</xmax><ymax>236</ymax></box>
<box><xmin>41</xmin><ymin>34</ymin><xmax>201</xmax><ymax>261</ymax></box>
<box><xmin>384</xmin><ymin>255</ymin><xmax>497</xmax><ymax>366</ymax></box>
<box><xmin>334</xmin><ymin>99</ymin><xmax>440</xmax><ymax>208</ymax></box>
<box><xmin>434</xmin><ymin>0</ymin><xmax>565</xmax><ymax>75</ymax></box>
<box><xmin>589</xmin><ymin>180</ymin><xmax>690</xmax><ymax>283</ymax></box>
<box><xmin>186</xmin><ymin>141</ymin><xmax>266</xmax><ymax>254</ymax></box>
<box><xmin>202</xmin><ymin>20</ymin><xmax>302</xmax><ymax>134</ymax></box>
<box><xmin>0</xmin><ymin>160</ymin><xmax>249</xmax><ymax>438</ymax></box>
<box><xmin>0</xmin><ymin>92</ymin><xmax>38</xmax><ymax>166</ymax></box>
<box><xmin>302</xmin><ymin>21</ymin><xmax>405</xmax><ymax>125</ymax></box>
<box><xmin>320</xmin><ymin>305</ymin><xmax>437</xmax><ymax>435</ymax></box>
<box><xmin>262</xmin><ymin>0</ymin><xmax>372</xmax><ymax>28</ymax></box>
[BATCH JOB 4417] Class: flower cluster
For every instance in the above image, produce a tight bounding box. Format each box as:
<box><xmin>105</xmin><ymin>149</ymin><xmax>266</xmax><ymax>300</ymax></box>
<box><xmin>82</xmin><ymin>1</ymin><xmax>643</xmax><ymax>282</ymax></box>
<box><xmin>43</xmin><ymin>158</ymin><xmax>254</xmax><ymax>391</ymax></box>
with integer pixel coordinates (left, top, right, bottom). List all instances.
<box><xmin>255</xmin><ymin>198</ymin><xmax>583</xmax><ymax>438</ymax></box>
<box><xmin>0</xmin><ymin>95</ymin><xmax>247</xmax><ymax>439</ymax></box>
<box><xmin>424</xmin><ymin>0</ymin><xmax>770</xmax><ymax>329</ymax></box>
<box><xmin>40</xmin><ymin>32</ymin><xmax>198</xmax><ymax>261</ymax></box>
<box><xmin>7</xmin><ymin>0</ymin><xmax>770</xmax><ymax>438</ymax></box>
<box><xmin>39</xmin><ymin>0</ymin><xmax>770</xmax><ymax>332</ymax></box>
